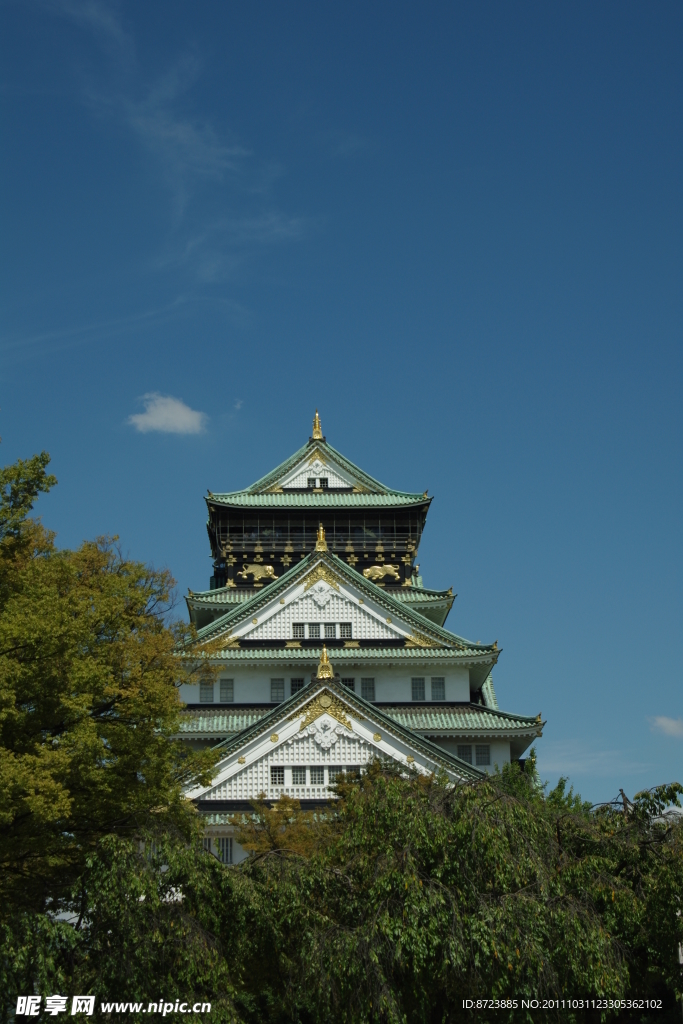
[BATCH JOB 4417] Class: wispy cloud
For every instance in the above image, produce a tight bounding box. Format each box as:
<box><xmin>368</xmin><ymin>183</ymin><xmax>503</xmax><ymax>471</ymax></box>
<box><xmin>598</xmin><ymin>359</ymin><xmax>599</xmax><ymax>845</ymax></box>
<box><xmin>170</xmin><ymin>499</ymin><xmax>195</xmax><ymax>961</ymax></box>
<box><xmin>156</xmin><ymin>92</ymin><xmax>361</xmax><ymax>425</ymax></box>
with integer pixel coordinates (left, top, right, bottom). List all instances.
<box><xmin>650</xmin><ymin>716</ymin><xmax>683</xmax><ymax>739</ymax></box>
<box><xmin>234</xmin><ymin>399</ymin><xmax>243</xmax><ymax>411</ymax></box>
<box><xmin>46</xmin><ymin>0</ymin><xmax>304</xmax><ymax>267</ymax></box>
<box><xmin>127</xmin><ymin>393</ymin><xmax>206</xmax><ymax>434</ymax></box>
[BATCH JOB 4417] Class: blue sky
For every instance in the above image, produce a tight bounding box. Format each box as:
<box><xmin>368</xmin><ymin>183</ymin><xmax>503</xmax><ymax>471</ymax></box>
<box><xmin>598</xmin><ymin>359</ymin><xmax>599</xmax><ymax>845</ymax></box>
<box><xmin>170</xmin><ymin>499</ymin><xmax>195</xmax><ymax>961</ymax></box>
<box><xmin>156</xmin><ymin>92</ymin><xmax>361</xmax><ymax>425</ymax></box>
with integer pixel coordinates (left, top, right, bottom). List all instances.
<box><xmin>0</xmin><ymin>1</ymin><xmax>681</xmax><ymax>803</ymax></box>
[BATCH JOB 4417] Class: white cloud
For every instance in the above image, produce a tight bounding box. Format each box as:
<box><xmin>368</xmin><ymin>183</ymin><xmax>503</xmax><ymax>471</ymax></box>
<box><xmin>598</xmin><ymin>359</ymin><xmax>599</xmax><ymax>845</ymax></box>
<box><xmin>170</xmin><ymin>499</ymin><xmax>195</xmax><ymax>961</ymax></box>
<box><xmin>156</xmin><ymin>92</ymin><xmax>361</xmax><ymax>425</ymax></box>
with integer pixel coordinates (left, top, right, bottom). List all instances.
<box><xmin>127</xmin><ymin>393</ymin><xmax>206</xmax><ymax>435</ymax></box>
<box><xmin>650</xmin><ymin>716</ymin><xmax>683</xmax><ymax>739</ymax></box>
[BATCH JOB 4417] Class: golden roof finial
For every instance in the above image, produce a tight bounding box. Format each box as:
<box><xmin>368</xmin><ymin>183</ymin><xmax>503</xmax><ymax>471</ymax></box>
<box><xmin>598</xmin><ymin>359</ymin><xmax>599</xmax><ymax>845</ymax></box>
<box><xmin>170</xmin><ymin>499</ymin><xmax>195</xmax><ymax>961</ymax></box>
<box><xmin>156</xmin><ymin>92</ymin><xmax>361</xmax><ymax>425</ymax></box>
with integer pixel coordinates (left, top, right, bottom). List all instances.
<box><xmin>316</xmin><ymin>644</ymin><xmax>334</xmax><ymax>679</ymax></box>
<box><xmin>315</xmin><ymin>523</ymin><xmax>328</xmax><ymax>551</ymax></box>
<box><xmin>312</xmin><ymin>409</ymin><xmax>323</xmax><ymax>439</ymax></box>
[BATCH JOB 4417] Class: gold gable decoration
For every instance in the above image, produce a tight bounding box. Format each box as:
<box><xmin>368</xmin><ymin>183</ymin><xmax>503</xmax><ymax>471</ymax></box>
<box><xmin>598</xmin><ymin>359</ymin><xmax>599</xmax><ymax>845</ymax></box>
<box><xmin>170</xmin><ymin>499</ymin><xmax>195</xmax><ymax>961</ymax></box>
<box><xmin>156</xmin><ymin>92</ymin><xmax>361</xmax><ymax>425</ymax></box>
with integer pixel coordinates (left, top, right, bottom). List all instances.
<box><xmin>315</xmin><ymin>524</ymin><xmax>328</xmax><ymax>551</ymax></box>
<box><xmin>218</xmin><ymin>634</ymin><xmax>240</xmax><ymax>649</ymax></box>
<box><xmin>405</xmin><ymin>631</ymin><xmax>439</xmax><ymax>649</ymax></box>
<box><xmin>303</xmin><ymin>563</ymin><xmax>341</xmax><ymax>592</ymax></box>
<box><xmin>289</xmin><ymin>689</ymin><xmax>354</xmax><ymax>732</ymax></box>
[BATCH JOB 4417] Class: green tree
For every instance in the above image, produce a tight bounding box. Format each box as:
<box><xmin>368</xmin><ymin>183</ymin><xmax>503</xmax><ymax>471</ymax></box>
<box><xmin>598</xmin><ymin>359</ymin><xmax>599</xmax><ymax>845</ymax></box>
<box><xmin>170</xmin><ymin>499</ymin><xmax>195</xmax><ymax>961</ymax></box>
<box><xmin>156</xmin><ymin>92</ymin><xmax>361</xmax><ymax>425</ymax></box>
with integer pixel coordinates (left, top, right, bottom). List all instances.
<box><xmin>0</xmin><ymin>451</ymin><xmax>215</xmax><ymax>917</ymax></box>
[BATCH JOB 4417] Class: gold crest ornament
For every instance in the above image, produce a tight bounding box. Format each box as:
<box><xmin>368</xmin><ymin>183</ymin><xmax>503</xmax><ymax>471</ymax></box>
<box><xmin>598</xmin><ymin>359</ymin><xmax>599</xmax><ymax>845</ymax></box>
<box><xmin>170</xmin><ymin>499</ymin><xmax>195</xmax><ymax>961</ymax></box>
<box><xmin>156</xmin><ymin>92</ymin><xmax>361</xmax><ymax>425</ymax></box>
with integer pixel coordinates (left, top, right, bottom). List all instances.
<box><xmin>315</xmin><ymin>523</ymin><xmax>328</xmax><ymax>551</ymax></box>
<box><xmin>316</xmin><ymin>645</ymin><xmax>334</xmax><ymax>679</ymax></box>
<box><xmin>312</xmin><ymin>409</ymin><xmax>323</xmax><ymax>439</ymax></box>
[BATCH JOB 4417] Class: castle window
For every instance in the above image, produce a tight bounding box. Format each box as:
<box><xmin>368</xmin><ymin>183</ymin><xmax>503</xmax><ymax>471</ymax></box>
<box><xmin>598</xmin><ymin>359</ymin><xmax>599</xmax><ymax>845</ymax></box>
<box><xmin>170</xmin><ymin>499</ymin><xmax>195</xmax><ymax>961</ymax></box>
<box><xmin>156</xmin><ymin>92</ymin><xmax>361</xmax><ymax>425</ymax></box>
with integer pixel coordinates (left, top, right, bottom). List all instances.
<box><xmin>339</xmin><ymin>623</ymin><xmax>352</xmax><ymax>638</ymax></box>
<box><xmin>291</xmin><ymin>678</ymin><xmax>305</xmax><ymax>695</ymax></box>
<box><xmin>217</xmin><ymin>837</ymin><xmax>233</xmax><ymax>864</ymax></box>
<box><xmin>270</xmin><ymin>679</ymin><xmax>285</xmax><ymax>702</ymax></box>
<box><xmin>319</xmin><ymin>478</ymin><xmax>329</xmax><ymax>489</ymax></box>
<box><xmin>310</xmin><ymin>767</ymin><xmax>324</xmax><ymax>785</ymax></box>
<box><xmin>308</xmin><ymin>623</ymin><xmax>321</xmax><ymax>639</ymax></box>
<box><xmin>307</xmin><ymin>478</ymin><xmax>316</xmax><ymax>489</ymax></box>
<box><xmin>411</xmin><ymin>678</ymin><xmax>426</xmax><ymax>701</ymax></box>
<box><xmin>324</xmin><ymin>623</ymin><xmax>336</xmax><ymax>639</ymax></box>
<box><xmin>457</xmin><ymin>745</ymin><xmax>472</xmax><ymax>763</ymax></box>
<box><xmin>341</xmin><ymin>677</ymin><xmax>355</xmax><ymax>691</ymax></box>
<box><xmin>328</xmin><ymin>766</ymin><xmax>342</xmax><ymax>782</ymax></box>
<box><xmin>431</xmin><ymin>677</ymin><xmax>445</xmax><ymax>701</ymax></box>
<box><xmin>476</xmin><ymin>745</ymin><xmax>491</xmax><ymax>766</ymax></box>
<box><xmin>292</xmin><ymin>767</ymin><xmax>306</xmax><ymax>785</ymax></box>
<box><xmin>200</xmin><ymin>682</ymin><xmax>214</xmax><ymax>703</ymax></box>
<box><xmin>202</xmin><ymin>838</ymin><xmax>211</xmax><ymax>853</ymax></box>
<box><xmin>270</xmin><ymin>766</ymin><xmax>284</xmax><ymax>786</ymax></box>
<box><xmin>292</xmin><ymin>623</ymin><xmax>305</xmax><ymax>639</ymax></box>
<box><xmin>361</xmin><ymin>678</ymin><xmax>375</xmax><ymax>701</ymax></box>
<box><xmin>220</xmin><ymin>679</ymin><xmax>234</xmax><ymax>703</ymax></box>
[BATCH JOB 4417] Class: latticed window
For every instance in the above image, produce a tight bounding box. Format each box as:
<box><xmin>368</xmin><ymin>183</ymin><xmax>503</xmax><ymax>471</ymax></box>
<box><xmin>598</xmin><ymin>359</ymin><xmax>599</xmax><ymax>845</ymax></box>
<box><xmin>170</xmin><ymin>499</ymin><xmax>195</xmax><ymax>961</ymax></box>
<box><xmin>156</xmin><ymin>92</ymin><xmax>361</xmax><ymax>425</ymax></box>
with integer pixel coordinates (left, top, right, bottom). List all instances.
<box><xmin>457</xmin><ymin>745</ymin><xmax>472</xmax><ymax>764</ymax></box>
<box><xmin>292</xmin><ymin>623</ymin><xmax>305</xmax><ymax>639</ymax></box>
<box><xmin>361</xmin><ymin>678</ymin><xmax>375</xmax><ymax>701</ymax></box>
<box><xmin>308</xmin><ymin>623</ymin><xmax>321</xmax><ymax>639</ymax></box>
<box><xmin>270</xmin><ymin>766</ymin><xmax>284</xmax><ymax>786</ymax></box>
<box><xmin>307</xmin><ymin>478</ymin><xmax>316</xmax><ymax>489</ymax></box>
<box><xmin>220</xmin><ymin>679</ymin><xmax>234</xmax><ymax>703</ymax></box>
<box><xmin>202</xmin><ymin>838</ymin><xmax>211</xmax><ymax>853</ymax></box>
<box><xmin>270</xmin><ymin>679</ymin><xmax>285</xmax><ymax>702</ymax></box>
<box><xmin>290</xmin><ymin>678</ymin><xmax>305</xmax><ymax>694</ymax></box>
<box><xmin>310</xmin><ymin>767</ymin><xmax>324</xmax><ymax>785</ymax></box>
<box><xmin>292</xmin><ymin>767</ymin><xmax>306</xmax><ymax>785</ymax></box>
<box><xmin>328</xmin><ymin>766</ymin><xmax>342</xmax><ymax>782</ymax></box>
<box><xmin>324</xmin><ymin>623</ymin><xmax>336</xmax><ymax>639</ymax></box>
<box><xmin>431</xmin><ymin>677</ymin><xmax>445</xmax><ymax>701</ymax></box>
<box><xmin>341</xmin><ymin>677</ymin><xmax>355</xmax><ymax>691</ymax></box>
<box><xmin>476</xmin><ymin>745</ymin><xmax>490</xmax><ymax>766</ymax></box>
<box><xmin>217</xmin><ymin>837</ymin><xmax>233</xmax><ymax>864</ymax></box>
<box><xmin>411</xmin><ymin>678</ymin><xmax>426</xmax><ymax>701</ymax></box>
<box><xmin>200</xmin><ymin>682</ymin><xmax>214</xmax><ymax>703</ymax></box>
<box><xmin>339</xmin><ymin>622</ymin><xmax>352</xmax><ymax>638</ymax></box>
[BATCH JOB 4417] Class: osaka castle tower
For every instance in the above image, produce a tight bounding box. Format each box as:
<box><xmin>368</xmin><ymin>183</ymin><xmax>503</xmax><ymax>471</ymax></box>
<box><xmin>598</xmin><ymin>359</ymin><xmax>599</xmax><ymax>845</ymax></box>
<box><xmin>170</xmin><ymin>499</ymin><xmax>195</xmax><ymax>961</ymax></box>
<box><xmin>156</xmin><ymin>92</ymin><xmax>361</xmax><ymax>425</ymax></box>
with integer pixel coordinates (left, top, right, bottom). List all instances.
<box><xmin>179</xmin><ymin>411</ymin><xmax>543</xmax><ymax>862</ymax></box>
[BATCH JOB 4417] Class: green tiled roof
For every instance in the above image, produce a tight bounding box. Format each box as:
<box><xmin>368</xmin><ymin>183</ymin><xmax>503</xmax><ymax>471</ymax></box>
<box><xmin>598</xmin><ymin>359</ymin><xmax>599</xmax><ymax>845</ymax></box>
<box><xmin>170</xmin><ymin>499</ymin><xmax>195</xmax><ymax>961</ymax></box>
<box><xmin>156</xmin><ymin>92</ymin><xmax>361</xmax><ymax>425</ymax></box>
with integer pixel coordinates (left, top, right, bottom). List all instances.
<box><xmin>187</xmin><ymin>588</ymin><xmax>254</xmax><ymax>606</ymax></box>
<box><xmin>200</xmin><ymin>646</ymin><xmax>494</xmax><ymax>663</ymax></box>
<box><xmin>178</xmin><ymin>703</ymin><xmax>542</xmax><ymax>739</ymax></box>
<box><xmin>382</xmin><ymin>705</ymin><xmax>542</xmax><ymax>736</ymax></box>
<box><xmin>207</xmin><ymin>491</ymin><xmax>426</xmax><ymax>508</ymax></box>
<box><xmin>189</xmin><ymin>583</ymin><xmax>452</xmax><ymax>608</ymax></box>
<box><xmin>391</xmin><ymin>586</ymin><xmax>452</xmax><ymax>603</ymax></box>
<box><xmin>178</xmin><ymin>709</ymin><xmax>269</xmax><ymax>735</ymax></box>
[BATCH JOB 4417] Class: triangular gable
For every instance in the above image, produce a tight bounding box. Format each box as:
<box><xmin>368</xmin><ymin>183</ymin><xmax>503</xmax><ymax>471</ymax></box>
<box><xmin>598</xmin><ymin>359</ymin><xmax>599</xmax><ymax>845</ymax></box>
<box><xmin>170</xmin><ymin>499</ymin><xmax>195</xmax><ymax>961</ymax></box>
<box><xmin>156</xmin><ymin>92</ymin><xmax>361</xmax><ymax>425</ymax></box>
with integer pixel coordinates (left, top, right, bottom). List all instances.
<box><xmin>185</xmin><ymin>679</ymin><xmax>483</xmax><ymax>804</ymax></box>
<box><xmin>192</xmin><ymin>550</ymin><xmax>493</xmax><ymax>654</ymax></box>
<box><xmin>274</xmin><ymin>445</ymin><xmax>357</xmax><ymax>491</ymax></box>
<box><xmin>226</xmin><ymin>438</ymin><xmax>423</xmax><ymax>498</ymax></box>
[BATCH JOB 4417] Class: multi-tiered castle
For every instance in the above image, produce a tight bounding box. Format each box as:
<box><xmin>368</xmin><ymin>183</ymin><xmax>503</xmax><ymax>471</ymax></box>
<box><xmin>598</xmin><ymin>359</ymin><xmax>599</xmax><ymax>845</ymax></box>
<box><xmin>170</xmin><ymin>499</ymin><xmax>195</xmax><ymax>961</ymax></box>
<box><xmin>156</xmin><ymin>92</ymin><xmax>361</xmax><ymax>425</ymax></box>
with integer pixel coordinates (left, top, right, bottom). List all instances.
<box><xmin>179</xmin><ymin>412</ymin><xmax>542</xmax><ymax>862</ymax></box>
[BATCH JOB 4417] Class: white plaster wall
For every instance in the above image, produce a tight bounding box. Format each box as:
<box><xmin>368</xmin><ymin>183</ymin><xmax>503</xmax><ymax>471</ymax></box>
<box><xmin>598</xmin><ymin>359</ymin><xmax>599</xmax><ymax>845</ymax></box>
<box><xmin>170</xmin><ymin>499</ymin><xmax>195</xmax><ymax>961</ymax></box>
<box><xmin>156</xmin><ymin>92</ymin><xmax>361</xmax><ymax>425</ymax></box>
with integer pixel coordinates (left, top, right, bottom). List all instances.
<box><xmin>179</xmin><ymin>665</ymin><xmax>470</xmax><ymax>705</ymax></box>
<box><xmin>432</xmin><ymin>737</ymin><xmax>510</xmax><ymax>772</ymax></box>
<box><xmin>244</xmin><ymin>592</ymin><xmax>400</xmax><ymax>642</ymax></box>
<box><xmin>279</xmin><ymin>456</ymin><xmax>352</xmax><ymax>489</ymax></box>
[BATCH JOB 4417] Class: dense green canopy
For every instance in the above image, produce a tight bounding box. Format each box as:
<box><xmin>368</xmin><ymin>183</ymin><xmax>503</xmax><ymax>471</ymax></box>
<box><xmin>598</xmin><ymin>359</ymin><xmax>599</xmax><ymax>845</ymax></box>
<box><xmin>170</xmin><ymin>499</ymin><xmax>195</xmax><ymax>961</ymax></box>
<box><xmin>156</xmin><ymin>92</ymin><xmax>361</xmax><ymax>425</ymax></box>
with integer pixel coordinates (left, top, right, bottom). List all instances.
<box><xmin>0</xmin><ymin>451</ymin><xmax>214</xmax><ymax>914</ymax></box>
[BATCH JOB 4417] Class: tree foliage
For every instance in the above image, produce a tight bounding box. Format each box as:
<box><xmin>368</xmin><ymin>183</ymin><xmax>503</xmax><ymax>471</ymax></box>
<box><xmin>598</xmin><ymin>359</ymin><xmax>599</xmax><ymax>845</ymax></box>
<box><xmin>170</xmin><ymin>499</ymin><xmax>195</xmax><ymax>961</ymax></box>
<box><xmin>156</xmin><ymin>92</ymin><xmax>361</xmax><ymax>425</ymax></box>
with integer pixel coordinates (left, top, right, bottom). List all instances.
<box><xmin>0</xmin><ymin>451</ymin><xmax>215</xmax><ymax>916</ymax></box>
